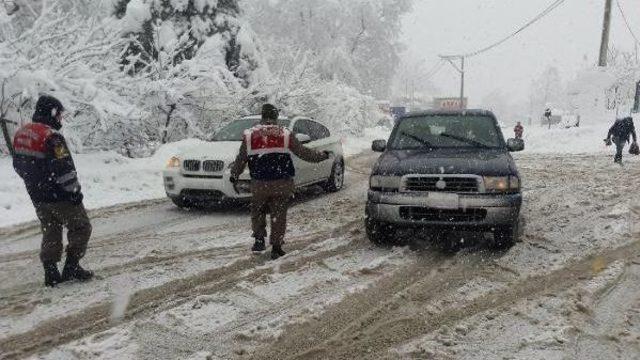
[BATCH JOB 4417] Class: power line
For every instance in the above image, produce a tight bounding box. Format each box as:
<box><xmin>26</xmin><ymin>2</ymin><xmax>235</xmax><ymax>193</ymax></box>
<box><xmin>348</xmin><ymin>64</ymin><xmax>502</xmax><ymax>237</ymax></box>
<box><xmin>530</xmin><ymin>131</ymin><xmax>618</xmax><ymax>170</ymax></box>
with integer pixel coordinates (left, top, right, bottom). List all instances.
<box><xmin>616</xmin><ymin>0</ymin><xmax>640</xmax><ymax>45</ymax></box>
<box><xmin>444</xmin><ymin>0</ymin><xmax>567</xmax><ymax>58</ymax></box>
<box><xmin>418</xmin><ymin>59</ymin><xmax>445</xmax><ymax>82</ymax></box>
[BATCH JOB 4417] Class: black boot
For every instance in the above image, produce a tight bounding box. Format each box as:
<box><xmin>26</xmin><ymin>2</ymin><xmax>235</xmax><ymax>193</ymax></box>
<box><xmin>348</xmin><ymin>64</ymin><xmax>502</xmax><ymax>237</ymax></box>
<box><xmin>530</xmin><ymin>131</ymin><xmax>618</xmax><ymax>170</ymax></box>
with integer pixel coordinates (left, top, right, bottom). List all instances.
<box><xmin>43</xmin><ymin>262</ymin><xmax>63</xmax><ymax>288</ymax></box>
<box><xmin>252</xmin><ymin>238</ymin><xmax>266</xmax><ymax>252</ymax></box>
<box><xmin>271</xmin><ymin>244</ymin><xmax>286</xmax><ymax>260</ymax></box>
<box><xmin>61</xmin><ymin>257</ymin><xmax>94</xmax><ymax>282</ymax></box>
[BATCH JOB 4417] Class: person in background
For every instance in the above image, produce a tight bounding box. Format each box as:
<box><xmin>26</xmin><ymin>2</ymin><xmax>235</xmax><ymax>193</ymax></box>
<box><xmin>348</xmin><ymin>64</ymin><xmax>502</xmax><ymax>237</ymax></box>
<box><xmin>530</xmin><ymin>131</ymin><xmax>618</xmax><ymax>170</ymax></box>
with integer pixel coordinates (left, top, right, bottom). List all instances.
<box><xmin>12</xmin><ymin>95</ymin><xmax>94</xmax><ymax>287</ymax></box>
<box><xmin>605</xmin><ymin>116</ymin><xmax>637</xmax><ymax>164</ymax></box>
<box><xmin>230</xmin><ymin>104</ymin><xmax>330</xmax><ymax>260</ymax></box>
<box><xmin>514</xmin><ymin>121</ymin><xmax>524</xmax><ymax>139</ymax></box>
<box><xmin>544</xmin><ymin>108</ymin><xmax>552</xmax><ymax>129</ymax></box>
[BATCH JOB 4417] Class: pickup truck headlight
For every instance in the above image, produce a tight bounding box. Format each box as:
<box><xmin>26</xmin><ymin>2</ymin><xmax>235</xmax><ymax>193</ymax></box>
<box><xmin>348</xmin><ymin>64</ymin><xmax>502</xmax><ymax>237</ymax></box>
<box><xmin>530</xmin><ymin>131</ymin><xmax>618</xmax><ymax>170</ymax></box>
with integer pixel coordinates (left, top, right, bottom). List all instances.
<box><xmin>484</xmin><ymin>176</ymin><xmax>520</xmax><ymax>192</ymax></box>
<box><xmin>166</xmin><ymin>156</ymin><xmax>181</xmax><ymax>169</ymax></box>
<box><xmin>369</xmin><ymin>175</ymin><xmax>401</xmax><ymax>192</ymax></box>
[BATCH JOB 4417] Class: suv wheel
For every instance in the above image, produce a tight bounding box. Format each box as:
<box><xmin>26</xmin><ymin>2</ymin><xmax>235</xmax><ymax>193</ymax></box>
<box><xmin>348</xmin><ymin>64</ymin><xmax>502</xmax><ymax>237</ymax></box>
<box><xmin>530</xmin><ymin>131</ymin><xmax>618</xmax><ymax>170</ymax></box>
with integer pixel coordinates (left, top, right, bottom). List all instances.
<box><xmin>324</xmin><ymin>159</ymin><xmax>344</xmax><ymax>192</ymax></box>
<box><xmin>171</xmin><ymin>196</ymin><xmax>193</xmax><ymax>209</ymax></box>
<box><xmin>366</xmin><ymin>217</ymin><xmax>396</xmax><ymax>245</ymax></box>
<box><xmin>441</xmin><ymin>233</ymin><xmax>463</xmax><ymax>253</ymax></box>
<box><xmin>491</xmin><ymin>223</ymin><xmax>518</xmax><ymax>250</ymax></box>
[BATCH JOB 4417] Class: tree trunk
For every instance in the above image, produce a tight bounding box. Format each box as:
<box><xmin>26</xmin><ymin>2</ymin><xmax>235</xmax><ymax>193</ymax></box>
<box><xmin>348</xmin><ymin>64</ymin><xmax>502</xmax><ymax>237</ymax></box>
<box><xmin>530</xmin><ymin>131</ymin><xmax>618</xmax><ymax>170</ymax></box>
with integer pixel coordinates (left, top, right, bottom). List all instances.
<box><xmin>1</xmin><ymin>118</ymin><xmax>15</xmax><ymax>156</ymax></box>
<box><xmin>161</xmin><ymin>104</ymin><xmax>176</xmax><ymax>144</ymax></box>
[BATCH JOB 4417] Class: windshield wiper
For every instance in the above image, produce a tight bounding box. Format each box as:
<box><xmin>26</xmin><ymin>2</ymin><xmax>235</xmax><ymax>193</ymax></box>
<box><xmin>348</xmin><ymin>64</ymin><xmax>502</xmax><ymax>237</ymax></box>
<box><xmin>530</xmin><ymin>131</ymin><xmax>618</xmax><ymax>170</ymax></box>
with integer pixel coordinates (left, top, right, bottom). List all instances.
<box><xmin>439</xmin><ymin>133</ymin><xmax>492</xmax><ymax>148</ymax></box>
<box><xmin>400</xmin><ymin>132</ymin><xmax>434</xmax><ymax>148</ymax></box>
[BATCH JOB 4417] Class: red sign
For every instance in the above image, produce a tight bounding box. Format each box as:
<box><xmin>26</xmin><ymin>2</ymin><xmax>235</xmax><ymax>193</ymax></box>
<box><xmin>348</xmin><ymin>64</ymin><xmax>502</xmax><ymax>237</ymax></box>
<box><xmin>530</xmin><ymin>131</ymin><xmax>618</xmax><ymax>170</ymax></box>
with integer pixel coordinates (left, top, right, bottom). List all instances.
<box><xmin>434</xmin><ymin>97</ymin><xmax>468</xmax><ymax>110</ymax></box>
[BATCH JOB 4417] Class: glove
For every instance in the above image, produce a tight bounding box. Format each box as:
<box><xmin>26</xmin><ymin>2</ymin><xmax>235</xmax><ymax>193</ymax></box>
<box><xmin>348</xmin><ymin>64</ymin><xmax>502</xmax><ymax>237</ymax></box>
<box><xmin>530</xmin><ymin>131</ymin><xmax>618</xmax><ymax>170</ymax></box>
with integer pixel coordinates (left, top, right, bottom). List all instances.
<box><xmin>604</xmin><ymin>138</ymin><xmax>612</xmax><ymax>146</ymax></box>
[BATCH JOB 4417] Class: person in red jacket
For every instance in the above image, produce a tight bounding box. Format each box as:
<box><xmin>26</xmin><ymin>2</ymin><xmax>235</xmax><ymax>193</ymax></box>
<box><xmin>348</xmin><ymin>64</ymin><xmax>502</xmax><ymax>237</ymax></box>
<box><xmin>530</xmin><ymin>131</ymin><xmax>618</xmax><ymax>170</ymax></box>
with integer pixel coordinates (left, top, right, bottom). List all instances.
<box><xmin>514</xmin><ymin>122</ymin><xmax>524</xmax><ymax>139</ymax></box>
<box><xmin>230</xmin><ymin>104</ymin><xmax>329</xmax><ymax>259</ymax></box>
<box><xmin>13</xmin><ymin>95</ymin><xmax>94</xmax><ymax>287</ymax></box>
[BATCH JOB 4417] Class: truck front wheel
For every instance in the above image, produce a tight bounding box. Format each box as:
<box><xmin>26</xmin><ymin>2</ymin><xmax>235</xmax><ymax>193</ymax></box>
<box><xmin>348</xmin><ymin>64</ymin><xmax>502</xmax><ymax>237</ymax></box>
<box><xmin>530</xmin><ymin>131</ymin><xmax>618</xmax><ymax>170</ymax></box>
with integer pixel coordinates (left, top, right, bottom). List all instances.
<box><xmin>491</xmin><ymin>223</ymin><xmax>518</xmax><ymax>250</ymax></box>
<box><xmin>366</xmin><ymin>217</ymin><xmax>396</xmax><ymax>245</ymax></box>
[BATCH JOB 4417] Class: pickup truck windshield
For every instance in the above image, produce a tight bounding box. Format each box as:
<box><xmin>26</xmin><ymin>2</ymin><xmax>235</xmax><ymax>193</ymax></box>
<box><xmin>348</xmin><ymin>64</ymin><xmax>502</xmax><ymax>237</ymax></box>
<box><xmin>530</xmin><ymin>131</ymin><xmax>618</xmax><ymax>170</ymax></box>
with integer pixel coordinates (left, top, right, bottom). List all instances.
<box><xmin>389</xmin><ymin>115</ymin><xmax>503</xmax><ymax>150</ymax></box>
<box><xmin>212</xmin><ymin>119</ymin><xmax>291</xmax><ymax>141</ymax></box>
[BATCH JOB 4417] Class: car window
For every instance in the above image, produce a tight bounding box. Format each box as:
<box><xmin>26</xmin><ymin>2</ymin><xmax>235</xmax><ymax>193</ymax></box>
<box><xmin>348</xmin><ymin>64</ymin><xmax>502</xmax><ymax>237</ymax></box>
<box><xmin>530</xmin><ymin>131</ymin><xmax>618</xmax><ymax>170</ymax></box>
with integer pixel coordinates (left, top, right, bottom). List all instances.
<box><xmin>293</xmin><ymin>119</ymin><xmax>330</xmax><ymax>141</ymax></box>
<box><xmin>389</xmin><ymin>115</ymin><xmax>504</xmax><ymax>150</ymax></box>
<box><xmin>212</xmin><ymin>119</ymin><xmax>290</xmax><ymax>141</ymax></box>
<box><xmin>311</xmin><ymin>121</ymin><xmax>331</xmax><ymax>139</ymax></box>
<box><xmin>293</xmin><ymin>119</ymin><xmax>313</xmax><ymax>139</ymax></box>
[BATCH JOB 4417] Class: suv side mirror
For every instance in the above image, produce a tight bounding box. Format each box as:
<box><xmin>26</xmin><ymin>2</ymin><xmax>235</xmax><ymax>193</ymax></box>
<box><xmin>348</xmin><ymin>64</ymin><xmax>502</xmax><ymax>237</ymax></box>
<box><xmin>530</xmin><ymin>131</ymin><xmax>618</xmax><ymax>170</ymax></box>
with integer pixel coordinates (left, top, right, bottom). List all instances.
<box><xmin>507</xmin><ymin>138</ymin><xmax>525</xmax><ymax>152</ymax></box>
<box><xmin>296</xmin><ymin>133</ymin><xmax>312</xmax><ymax>144</ymax></box>
<box><xmin>372</xmin><ymin>139</ymin><xmax>387</xmax><ymax>152</ymax></box>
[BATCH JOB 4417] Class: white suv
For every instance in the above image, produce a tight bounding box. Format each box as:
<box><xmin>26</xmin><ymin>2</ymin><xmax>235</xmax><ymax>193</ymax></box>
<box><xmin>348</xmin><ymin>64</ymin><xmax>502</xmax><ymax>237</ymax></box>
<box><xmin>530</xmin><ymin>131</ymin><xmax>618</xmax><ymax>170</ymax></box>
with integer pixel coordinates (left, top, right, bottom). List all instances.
<box><xmin>163</xmin><ymin>115</ymin><xmax>345</xmax><ymax>208</ymax></box>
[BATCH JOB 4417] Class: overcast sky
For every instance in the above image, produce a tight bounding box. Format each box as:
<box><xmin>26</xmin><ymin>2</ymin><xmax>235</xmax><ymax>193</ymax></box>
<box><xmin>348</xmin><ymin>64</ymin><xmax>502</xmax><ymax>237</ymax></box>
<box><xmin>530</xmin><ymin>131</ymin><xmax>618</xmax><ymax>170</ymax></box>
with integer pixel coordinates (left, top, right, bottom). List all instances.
<box><xmin>402</xmin><ymin>0</ymin><xmax>640</xmax><ymax>106</ymax></box>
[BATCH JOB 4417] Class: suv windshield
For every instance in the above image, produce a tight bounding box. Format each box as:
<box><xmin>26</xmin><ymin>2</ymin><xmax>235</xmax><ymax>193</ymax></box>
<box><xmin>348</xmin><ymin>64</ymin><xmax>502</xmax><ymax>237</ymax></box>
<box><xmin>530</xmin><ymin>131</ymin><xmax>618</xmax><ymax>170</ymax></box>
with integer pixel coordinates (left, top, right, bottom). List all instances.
<box><xmin>212</xmin><ymin>119</ymin><xmax>291</xmax><ymax>141</ymax></box>
<box><xmin>389</xmin><ymin>115</ymin><xmax>504</xmax><ymax>150</ymax></box>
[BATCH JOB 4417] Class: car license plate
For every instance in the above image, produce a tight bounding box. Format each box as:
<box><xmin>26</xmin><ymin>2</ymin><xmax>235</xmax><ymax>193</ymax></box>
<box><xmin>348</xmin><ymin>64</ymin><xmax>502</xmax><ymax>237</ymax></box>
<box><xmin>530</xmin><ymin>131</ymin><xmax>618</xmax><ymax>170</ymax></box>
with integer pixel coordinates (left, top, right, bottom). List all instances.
<box><xmin>427</xmin><ymin>192</ymin><xmax>459</xmax><ymax>209</ymax></box>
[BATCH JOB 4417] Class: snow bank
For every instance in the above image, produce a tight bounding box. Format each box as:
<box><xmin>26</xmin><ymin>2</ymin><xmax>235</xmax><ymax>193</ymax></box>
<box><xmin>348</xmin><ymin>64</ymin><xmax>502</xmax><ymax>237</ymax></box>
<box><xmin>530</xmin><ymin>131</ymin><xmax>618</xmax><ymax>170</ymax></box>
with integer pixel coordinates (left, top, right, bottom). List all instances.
<box><xmin>0</xmin><ymin>140</ymin><xmax>200</xmax><ymax>228</ymax></box>
<box><xmin>342</xmin><ymin>126</ymin><xmax>391</xmax><ymax>156</ymax></box>
<box><xmin>519</xmin><ymin>124</ymin><xmax>611</xmax><ymax>154</ymax></box>
<box><xmin>519</xmin><ymin>114</ymin><xmax>638</xmax><ymax>154</ymax></box>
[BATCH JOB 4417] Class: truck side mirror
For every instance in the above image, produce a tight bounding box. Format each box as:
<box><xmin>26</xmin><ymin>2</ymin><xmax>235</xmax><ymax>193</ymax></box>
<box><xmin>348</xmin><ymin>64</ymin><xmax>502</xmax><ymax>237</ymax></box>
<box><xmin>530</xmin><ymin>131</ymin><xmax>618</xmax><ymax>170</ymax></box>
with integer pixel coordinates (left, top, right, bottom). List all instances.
<box><xmin>507</xmin><ymin>138</ymin><xmax>525</xmax><ymax>152</ymax></box>
<box><xmin>372</xmin><ymin>139</ymin><xmax>387</xmax><ymax>152</ymax></box>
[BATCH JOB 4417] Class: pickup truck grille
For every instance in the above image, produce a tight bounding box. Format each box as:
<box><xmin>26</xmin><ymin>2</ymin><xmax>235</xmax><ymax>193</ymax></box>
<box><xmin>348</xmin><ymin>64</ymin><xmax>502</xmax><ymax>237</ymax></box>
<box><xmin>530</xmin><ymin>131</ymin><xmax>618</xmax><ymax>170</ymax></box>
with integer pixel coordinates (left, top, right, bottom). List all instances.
<box><xmin>400</xmin><ymin>207</ymin><xmax>487</xmax><ymax>222</ymax></box>
<box><xmin>183</xmin><ymin>160</ymin><xmax>201</xmax><ymax>172</ymax></box>
<box><xmin>403</xmin><ymin>176</ymin><xmax>479</xmax><ymax>193</ymax></box>
<box><xmin>203</xmin><ymin>160</ymin><xmax>224</xmax><ymax>173</ymax></box>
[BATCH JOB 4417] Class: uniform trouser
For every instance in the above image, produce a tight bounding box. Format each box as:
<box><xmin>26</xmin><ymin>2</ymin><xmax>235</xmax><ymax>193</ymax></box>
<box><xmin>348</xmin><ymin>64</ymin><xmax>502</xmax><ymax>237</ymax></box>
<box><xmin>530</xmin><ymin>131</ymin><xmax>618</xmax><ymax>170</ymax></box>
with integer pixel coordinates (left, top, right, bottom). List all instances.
<box><xmin>34</xmin><ymin>202</ymin><xmax>92</xmax><ymax>263</ymax></box>
<box><xmin>250</xmin><ymin>179</ymin><xmax>295</xmax><ymax>247</ymax></box>
<box><xmin>614</xmin><ymin>136</ymin><xmax>626</xmax><ymax>162</ymax></box>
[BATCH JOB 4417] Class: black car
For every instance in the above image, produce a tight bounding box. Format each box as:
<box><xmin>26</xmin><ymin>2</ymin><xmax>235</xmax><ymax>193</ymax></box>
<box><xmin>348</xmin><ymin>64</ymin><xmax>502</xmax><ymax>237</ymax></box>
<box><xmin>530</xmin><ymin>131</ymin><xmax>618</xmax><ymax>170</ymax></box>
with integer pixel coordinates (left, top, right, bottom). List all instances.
<box><xmin>366</xmin><ymin>109</ymin><xmax>524</xmax><ymax>249</ymax></box>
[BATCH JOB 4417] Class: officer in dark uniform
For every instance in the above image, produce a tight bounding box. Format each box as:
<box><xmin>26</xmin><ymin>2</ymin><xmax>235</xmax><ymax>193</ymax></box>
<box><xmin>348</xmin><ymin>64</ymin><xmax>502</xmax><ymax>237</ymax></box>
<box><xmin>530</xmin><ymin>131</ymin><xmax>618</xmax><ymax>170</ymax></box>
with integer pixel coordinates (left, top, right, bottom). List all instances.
<box><xmin>13</xmin><ymin>95</ymin><xmax>94</xmax><ymax>287</ymax></box>
<box><xmin>605</xmin><ymin>116</ymin><xmax>638</xmax><ymax>164</ymax></box>
<box><xmin>230</xmin><ymin>104</ymin><xmax>329</xmax><ymax>259</ymax></box>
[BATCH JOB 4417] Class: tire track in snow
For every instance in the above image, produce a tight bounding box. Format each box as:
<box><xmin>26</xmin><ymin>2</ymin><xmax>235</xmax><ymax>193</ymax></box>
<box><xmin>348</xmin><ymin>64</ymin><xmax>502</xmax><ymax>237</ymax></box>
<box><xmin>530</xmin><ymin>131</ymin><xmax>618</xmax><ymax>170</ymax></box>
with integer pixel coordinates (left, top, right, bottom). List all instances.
<box><xmin>253</xmin><ymin>235</ymin><xmax>640</xmax><ymax>360</ymax></box>
<box><xmin>0</xmin><ymin>219</ymin><xmax>365</xmax><ymax>359</ymax></box>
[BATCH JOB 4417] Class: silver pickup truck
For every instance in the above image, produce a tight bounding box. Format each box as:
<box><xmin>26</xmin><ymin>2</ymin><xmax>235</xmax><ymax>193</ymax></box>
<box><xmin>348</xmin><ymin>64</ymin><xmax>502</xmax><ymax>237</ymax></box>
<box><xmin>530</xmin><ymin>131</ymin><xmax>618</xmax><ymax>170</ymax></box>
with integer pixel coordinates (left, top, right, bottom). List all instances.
<box><xmin>366</xmin><ymin>109</ymin><xmax>524</xmax><ymax>250</ymax></box>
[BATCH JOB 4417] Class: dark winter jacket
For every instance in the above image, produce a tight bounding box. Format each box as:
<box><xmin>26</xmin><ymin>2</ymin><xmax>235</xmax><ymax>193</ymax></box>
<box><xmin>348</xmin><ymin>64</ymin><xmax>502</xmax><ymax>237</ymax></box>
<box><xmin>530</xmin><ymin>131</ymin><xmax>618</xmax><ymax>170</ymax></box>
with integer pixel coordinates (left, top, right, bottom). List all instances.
<box><xmin>231</xmin><ymin>125</ymin><xmax>328</xmax><ymax>182</ymax></box>
<box><xmin>12</xmin><ymin>118</ymin><xmax>83</xmax><ymax>204</ymax></box>
<box><xmin>607</xmin><ymin>117</ymin><xmax>637</xmax><ymax>143</ymax></box>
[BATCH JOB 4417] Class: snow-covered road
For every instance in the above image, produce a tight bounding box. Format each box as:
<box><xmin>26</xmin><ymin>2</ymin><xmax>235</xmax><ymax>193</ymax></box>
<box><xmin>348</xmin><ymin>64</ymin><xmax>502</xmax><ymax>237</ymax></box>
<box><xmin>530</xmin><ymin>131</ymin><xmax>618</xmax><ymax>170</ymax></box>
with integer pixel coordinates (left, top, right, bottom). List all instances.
<box><xmin>1</xmin><ymin>152</ymin><xmax>640</xmax><ymax>359</ymax></box>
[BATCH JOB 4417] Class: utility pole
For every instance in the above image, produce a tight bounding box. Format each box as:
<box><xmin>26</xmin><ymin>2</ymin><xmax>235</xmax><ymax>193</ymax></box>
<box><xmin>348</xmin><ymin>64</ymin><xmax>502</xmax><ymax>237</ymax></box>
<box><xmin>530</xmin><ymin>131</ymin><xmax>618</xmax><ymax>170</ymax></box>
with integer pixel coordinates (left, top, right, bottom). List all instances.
<box><xmin>598</xmin><ymin>0</ymin><xmax>613</xmax><ymax>67</ymax></box>
<box><xmin>460</xmin><ymin>57</ymin><xmax>465</xmax><ymax>109</ymax></box>
<box><xmin>440</xmin><ymin>55</ymin><xmax>466</xmax><ymax>109</ymax></box>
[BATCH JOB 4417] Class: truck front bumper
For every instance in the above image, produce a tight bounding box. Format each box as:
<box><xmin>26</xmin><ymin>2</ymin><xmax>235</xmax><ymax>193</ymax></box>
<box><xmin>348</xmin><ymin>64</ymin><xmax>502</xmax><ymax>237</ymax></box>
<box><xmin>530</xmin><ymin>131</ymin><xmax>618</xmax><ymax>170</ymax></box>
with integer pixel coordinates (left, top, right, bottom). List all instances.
<box><xmin>366</xmin><ymin>191</ymin><xmax>522</xmax><ymax>229</ymax></box>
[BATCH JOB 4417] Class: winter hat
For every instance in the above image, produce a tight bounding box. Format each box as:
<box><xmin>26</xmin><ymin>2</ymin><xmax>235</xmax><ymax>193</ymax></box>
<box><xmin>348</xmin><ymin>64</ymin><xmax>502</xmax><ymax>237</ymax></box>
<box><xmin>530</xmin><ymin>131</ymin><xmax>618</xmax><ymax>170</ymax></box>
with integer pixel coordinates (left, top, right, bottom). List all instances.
<box><xmin>261</xmin><ymin>104</ymin><xmax>279</xmax><ymax>121</ymax></box>
<box><xmin>33</xmin><ymin>95</ymin><xmax>65</xmax><ymax>130</ymax></box>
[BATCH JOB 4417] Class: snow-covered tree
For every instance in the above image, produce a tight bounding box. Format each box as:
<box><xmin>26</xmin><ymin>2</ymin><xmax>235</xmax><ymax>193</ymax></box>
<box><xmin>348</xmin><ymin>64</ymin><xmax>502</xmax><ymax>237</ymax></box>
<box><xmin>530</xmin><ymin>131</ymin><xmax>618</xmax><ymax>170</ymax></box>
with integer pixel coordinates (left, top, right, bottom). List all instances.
<box><xmin>114</xmin><ymin>0</ymin><xmax>262</xmax><ymax>87</ymax></box>
<box><xmin>245</xmin><ymin>0</ymin><xmax>412</xmax><ymax>99</ymax></box>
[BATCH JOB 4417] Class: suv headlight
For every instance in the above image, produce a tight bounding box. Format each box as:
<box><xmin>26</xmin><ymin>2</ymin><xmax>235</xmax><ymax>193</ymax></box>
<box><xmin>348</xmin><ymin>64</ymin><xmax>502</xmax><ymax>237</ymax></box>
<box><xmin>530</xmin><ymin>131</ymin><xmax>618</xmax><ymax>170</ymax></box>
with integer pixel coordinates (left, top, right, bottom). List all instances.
<box><xmin>370</xmin><ymin>175</ymin><xmax>401</xmax><ymax>192</ymax></box>
<box><xmin>484</xmin><ymin>176</ymin><xmax>520</xmax><ymax>192</ymax></box>
<box><xmin>166</xmin><ymin>156</ymin><xmax>181</xmax><ymax>168</ymax></box>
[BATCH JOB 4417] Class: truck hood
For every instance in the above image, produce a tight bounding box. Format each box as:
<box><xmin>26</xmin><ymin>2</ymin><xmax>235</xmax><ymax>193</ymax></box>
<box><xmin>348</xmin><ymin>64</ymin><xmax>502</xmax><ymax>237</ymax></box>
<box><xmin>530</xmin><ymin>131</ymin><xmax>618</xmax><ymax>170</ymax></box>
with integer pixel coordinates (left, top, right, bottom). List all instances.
<box><xmin>177</xmin><ymin>141</ymin><xmax>241</xmax><ymax>162</ymax></box>
<box><xmin>373</xmin><ymin>149</ymin><xmax>518</xmax><ymax>177</ymax></box>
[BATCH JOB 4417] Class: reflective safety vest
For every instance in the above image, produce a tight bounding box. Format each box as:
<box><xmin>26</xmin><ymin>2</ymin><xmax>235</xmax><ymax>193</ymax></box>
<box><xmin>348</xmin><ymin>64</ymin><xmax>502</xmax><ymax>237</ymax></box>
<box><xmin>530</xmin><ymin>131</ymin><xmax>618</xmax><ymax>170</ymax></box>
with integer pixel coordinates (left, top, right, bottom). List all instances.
<box><xmin>13</xmin><ymin>123</ymin><xmax>54</xmax><ymax>158</ymax></box>
<box><xmin>13</xmin><ymin>122</ymin><xmax>83</xmax><ymax>204</ymax></box>
<box><xmin>243</xmin><ymin>125</ymin><xmax>296</xmax><ymax>181</ymax></box>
